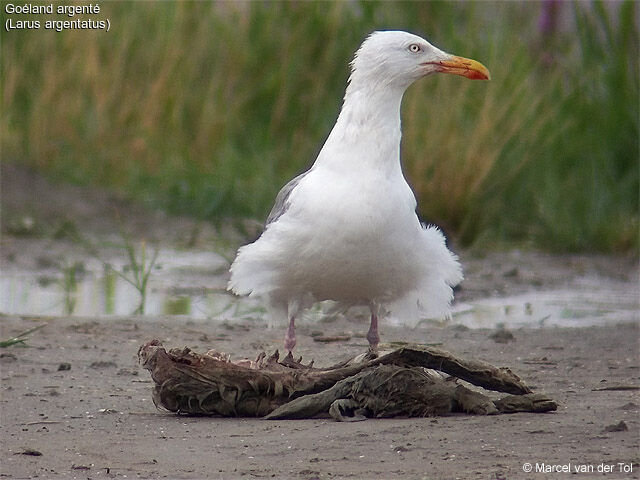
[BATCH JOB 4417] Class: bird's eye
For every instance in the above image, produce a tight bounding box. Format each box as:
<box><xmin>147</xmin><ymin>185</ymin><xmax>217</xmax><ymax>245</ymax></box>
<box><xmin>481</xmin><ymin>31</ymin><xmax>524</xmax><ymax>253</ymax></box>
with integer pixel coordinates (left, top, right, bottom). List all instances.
<box><xmin>408</xmin><ymin>44</ymin><xmax>422</xmax><ymax>54</ymax></box>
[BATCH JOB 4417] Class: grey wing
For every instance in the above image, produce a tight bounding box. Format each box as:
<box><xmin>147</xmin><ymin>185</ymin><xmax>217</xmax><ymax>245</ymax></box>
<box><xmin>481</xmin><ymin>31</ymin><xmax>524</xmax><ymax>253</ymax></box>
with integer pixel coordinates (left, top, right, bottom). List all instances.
<box><xmin>265</xmin><ymin>171</ymin><xmax>309</xmax><ymax>226</ymax></box>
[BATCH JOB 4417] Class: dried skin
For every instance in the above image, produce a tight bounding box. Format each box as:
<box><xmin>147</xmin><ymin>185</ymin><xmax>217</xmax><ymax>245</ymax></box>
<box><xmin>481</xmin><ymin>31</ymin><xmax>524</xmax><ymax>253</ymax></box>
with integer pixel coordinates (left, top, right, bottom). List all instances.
<box><xmin>138</xmin><ymin>340</ymin><xmax>555</xmax><ymax>419</ymax></box>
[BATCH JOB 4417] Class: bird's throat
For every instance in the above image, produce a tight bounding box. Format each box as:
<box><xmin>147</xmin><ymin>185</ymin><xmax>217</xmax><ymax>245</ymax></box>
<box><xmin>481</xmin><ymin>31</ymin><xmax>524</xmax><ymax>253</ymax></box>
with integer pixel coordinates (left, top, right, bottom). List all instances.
<box><xmin>314</xmin><ymin>83</ymin><xmax>405</xmax><ymax>174</ymax></box>
<box><xmin>336</xmin><ymin>87</ymin><xmax>403</xmax><ymax>144</ymax></box>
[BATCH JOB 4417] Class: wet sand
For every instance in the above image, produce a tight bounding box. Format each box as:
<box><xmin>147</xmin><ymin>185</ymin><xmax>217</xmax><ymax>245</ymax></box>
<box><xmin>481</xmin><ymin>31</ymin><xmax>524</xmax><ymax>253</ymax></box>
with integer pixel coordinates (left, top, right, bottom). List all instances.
<box><xmin>1</xmin><ymin>314</ymin><xmax>639</xmax><ymax>479</ymax></box>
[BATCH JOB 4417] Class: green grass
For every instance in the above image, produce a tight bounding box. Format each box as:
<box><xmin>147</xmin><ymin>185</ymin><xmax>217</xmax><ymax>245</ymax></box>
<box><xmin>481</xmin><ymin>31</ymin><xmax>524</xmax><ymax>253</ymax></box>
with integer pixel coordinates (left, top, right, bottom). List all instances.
<box><xmin>62</xmin><ymin>221</ymin><xmax>160</xmax><ymax>315</ymax></box>
<box><xmin>2</xmin><ymin>1</ymin><xmax>637</xmax><ymax>252</ymax></box>
<box><xmin>0</xmin><ymin>325</ymin><xmax>45</xmax><ymax>348</ymax></box>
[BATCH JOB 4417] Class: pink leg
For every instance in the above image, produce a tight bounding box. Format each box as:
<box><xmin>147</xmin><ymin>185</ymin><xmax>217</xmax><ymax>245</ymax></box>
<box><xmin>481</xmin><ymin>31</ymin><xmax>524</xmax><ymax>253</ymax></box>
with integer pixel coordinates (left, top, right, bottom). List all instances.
<box><xmin>366</xmin><ymin>311</ymin><xmax>380</xmax><ymax>351</ymax></box>
<box><xmin>284</xmin><ymin>315</ymin><xmax>296</xmax><ymax>351</ymax></box>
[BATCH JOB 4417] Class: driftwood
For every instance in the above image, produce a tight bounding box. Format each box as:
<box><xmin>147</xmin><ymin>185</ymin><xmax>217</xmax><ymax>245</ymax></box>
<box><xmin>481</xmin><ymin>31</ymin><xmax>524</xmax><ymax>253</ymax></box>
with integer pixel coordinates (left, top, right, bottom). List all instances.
<box><xmin>138</xmin><ymin>340</ymin><xmax>556</xmax><ymax>420</ymax></box>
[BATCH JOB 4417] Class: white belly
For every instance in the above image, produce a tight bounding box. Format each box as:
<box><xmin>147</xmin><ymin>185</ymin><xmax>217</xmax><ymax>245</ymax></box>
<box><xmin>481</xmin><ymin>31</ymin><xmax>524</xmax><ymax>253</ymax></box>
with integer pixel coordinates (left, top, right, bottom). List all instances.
<box><xmin>271</xmin><ymin>167</ymin><xmax>422</xmax><ymax>304</ymax></box>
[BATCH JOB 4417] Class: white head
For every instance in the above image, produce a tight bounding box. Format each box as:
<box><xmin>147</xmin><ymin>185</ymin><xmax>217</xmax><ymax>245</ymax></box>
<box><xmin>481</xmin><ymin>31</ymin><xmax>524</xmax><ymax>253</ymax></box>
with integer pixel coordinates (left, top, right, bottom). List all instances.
<box><xmin>348</xmin><ymin>31</ymin><xmax>490</xmax><ymax>94</ymax></box>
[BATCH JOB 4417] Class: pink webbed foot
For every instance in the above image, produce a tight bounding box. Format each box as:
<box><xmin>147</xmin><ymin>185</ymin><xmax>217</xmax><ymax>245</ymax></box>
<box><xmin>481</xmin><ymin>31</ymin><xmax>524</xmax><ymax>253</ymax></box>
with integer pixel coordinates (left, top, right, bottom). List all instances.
<box><xmin>366</xmin><ymin>311</ymin><xmax>380</xmax><ymax>354</ymax></box>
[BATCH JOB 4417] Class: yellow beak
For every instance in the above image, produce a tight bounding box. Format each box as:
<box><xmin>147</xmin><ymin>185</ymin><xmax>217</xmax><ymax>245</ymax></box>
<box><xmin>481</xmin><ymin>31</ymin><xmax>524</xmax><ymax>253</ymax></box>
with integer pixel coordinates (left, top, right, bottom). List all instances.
<box><xmin>427</xmin><ymin>55</ymin><xmax>491</xmax><ymax>80</ymax></box>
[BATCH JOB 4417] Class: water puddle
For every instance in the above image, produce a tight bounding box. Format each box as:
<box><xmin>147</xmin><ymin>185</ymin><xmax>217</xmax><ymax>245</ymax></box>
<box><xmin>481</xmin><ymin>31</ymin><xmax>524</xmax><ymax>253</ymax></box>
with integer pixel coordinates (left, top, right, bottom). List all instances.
<box><xmin>1</xmin><ymin>248</ymin><xmax>264</xmax><ymax>321</ymax></box>
<box><xmin>452</xmin><ymin>278</ymin><xmax>638</xmax><ymax>329</ymax></box>
<box><xmin>1</xmin><ymin>248</ymin><xmax>638</xmax><ymax>329</ymax></box>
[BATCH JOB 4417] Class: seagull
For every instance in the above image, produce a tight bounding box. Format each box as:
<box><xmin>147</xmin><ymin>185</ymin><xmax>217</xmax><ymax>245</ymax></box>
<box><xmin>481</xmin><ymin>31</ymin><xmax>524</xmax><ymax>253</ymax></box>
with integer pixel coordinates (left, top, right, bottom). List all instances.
<box><xmin>228</xmin><ymin>31</ymin><xmax>490</xmax><ymax>353</ymax></box>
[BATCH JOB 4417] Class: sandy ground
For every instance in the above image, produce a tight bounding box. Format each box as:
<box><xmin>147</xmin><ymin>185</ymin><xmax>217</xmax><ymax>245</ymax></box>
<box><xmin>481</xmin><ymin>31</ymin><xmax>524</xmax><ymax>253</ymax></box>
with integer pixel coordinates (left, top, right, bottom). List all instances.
<box><xmin>1</xmin><ymin>164</ymin><xmax>639</xmax><ymax>479</ymax></box>
<box><xmin>1</xmin><ymin>315</ymin><xmax>639</xmax><ymax>479</ymax></box>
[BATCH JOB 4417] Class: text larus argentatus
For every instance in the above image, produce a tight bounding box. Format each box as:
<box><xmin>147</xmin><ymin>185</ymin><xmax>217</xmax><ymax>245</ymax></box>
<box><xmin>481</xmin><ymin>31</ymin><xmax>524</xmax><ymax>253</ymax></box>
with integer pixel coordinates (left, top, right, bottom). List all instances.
<box><xmin>229</xmin><ymin>31</ymin><xmax>490</xmax><ymax>352</ymax></box>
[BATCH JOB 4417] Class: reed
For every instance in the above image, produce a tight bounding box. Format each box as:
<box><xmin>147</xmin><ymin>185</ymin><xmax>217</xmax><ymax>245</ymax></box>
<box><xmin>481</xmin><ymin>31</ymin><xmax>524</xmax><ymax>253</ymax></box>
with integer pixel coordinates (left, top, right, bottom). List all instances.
<box><xmin>2</xmin><ymin>1</ymin><xmax>637</xmax><ymax>251</ymax></box>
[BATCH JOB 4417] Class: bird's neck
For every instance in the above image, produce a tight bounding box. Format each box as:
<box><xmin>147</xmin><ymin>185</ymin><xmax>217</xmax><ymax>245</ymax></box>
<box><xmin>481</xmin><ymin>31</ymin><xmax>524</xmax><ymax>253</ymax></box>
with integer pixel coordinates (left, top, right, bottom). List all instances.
<box><xmin>339</xmin><ymin>82</ymin><xmax>405</xmax><ymax>133</ymax></box>
<box><xmin>317</xmin><ymin>83</ymin><xmax>406</xmax><ymax>174</ymax></box>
